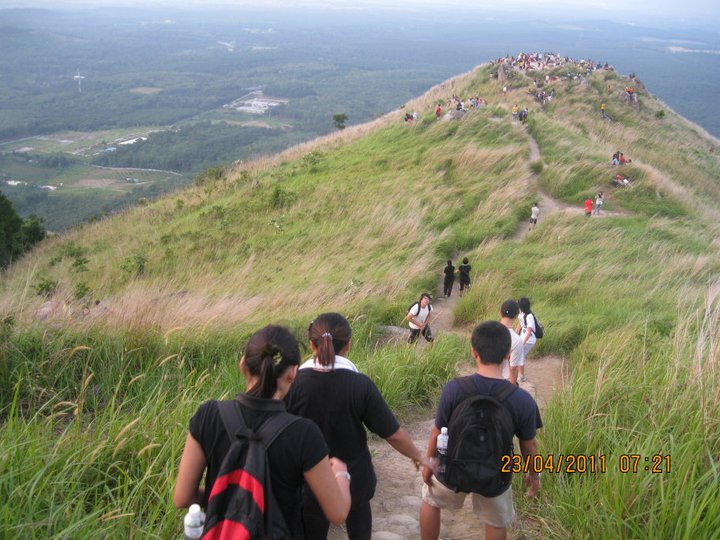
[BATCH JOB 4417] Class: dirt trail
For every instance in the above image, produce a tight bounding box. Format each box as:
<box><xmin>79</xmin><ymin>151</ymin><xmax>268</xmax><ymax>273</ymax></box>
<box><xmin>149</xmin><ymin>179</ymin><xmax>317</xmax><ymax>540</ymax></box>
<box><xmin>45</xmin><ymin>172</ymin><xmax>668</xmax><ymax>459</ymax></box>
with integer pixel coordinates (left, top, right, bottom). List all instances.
<box><xmin>513</xmin><ymin>129</ymin><xmax>628</xmax><ymax>242</ymax></box>
<box><xmin>330</xmin><ymin>305</ymin><xmax>562</xmax><ymax>538</ymax></box>
<box><xmin>327</xmin><ymin>126</ymin><xmax>567</xmax><ymax>540</ymax></box>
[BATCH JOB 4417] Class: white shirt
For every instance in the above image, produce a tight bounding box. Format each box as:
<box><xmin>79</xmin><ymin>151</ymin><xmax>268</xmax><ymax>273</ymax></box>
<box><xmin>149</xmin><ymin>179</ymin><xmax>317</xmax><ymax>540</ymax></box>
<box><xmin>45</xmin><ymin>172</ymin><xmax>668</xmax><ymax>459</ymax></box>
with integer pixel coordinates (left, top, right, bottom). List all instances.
<box><xmin>531</xmin><ymin>206</ymin><xmax>540</xmax><ymax>219</ymax></box>
<box><xmin>408</xmin><ymin>303</ymin><xmax>432</xmax><ymax>330</ymax></box>
<box><xmin>299</xmin><ymin>354</ymin><xmax>359</xmax><ymax>372</ymax></box>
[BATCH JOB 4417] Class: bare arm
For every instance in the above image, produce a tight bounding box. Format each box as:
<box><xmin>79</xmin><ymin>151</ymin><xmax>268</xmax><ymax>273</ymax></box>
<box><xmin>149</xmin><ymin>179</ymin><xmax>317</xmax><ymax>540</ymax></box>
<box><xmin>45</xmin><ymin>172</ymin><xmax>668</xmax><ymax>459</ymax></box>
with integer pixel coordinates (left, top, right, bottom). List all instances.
<box><xmin>422</xmin><ymin>425</ymin><xmax>441</xmax><ymax>486</ymax></box>
<box><xmin>174</xmin><ymin>433</ymin><xmax>207</xmax><ymax>508</ymax></box>
<box><xmin>519</xmin><ymin>438</ymin><xmax>540</xmax><ymax>497</ymax></box>
<box><xmin>385</xmin><ymin>427</ymin><xmax>436</xmax><ymax>471</ymax></box>
<box><xmin>522</xmin><ymin>319</ymin><xmax>534</xmax><ymax>344</ymax></box>
<box><xmin>405</xmin><ymin>311</ymin><xmax>423</xmax><ymax>328</ymax></box>
<box><xmin>303</xmin><ymin>457</ymin><xmax>351</xmax><ymax>525</ymax></box>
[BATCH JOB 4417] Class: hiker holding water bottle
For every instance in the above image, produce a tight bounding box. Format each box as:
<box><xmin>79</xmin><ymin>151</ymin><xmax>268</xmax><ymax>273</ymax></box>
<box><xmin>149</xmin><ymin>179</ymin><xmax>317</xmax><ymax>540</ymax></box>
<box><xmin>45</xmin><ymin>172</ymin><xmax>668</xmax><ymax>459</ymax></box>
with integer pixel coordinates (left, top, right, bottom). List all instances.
<box><xmin>419</xmin><ymin>321</ymin><xmax>542</xmax><ymax>540</ymax></box>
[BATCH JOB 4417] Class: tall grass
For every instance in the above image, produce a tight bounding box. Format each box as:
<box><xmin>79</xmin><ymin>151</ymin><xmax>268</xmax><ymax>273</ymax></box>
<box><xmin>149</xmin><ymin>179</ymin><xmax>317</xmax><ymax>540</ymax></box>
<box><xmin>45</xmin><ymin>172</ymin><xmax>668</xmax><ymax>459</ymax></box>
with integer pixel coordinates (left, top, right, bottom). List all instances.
<box><xmin>520</xmin><ymin>289</ymin><xmax>720</xmax><ymax>539</ymax></box>
<box><xmin>0</xmin><ymin>320</ymin><xmax>463</xmax><ymax>537</ymax></box>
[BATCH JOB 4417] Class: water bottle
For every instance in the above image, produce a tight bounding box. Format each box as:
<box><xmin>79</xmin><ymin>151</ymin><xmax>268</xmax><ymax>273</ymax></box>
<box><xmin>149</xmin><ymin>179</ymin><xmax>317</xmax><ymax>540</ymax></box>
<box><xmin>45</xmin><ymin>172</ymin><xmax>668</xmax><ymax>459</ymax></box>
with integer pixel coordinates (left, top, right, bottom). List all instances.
<box><xmin>436</xmin><ymin>427</ymin><xmax>449</xmax><ymax>476</ymax></box>
<box><xmin>183</xmin><ymin>504</ymin><xmax>205</xmax><ymax>539</ymax></box>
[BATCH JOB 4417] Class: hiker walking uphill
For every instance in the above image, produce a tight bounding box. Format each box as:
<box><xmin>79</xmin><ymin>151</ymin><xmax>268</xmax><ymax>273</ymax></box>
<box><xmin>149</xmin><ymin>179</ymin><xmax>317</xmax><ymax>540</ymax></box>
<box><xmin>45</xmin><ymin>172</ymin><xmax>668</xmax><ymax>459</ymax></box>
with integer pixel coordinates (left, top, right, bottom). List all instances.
<box><xmin>286</xmin><ymin>313</ymin><xmax>433</xmax><ymax>540</ymax></box>
<box><xmin>406</xmin><ymin>293</ymin><xmax>435</xmax><ymax>346</ymax></box>
<box><xmin>419</xmin><ymin>321</ymin><xmax>543</xmax><ymax>540</ymax></box>
<box><xmin>458</xmin><ymin>257</ymin><xmax>472</xmax><ymax>296</ymax></box>
<box><xmin>443</xmin><ymin>260</ymin><xmax>455</xmax><ymax>297</ymax></box>
<box><xmin>529</xmin><ymin>202</ymin><xmax>540</xmax><ymax>230</ymax></box>
<box><xmin>594</xmin><ymin>191</ymin><xmax>604</xmax><ymax>215</ymax></box>
<box><xmin>174</xmin><ymin>325</ymin><xmax>351</xmax><ymax>538</ymax></box>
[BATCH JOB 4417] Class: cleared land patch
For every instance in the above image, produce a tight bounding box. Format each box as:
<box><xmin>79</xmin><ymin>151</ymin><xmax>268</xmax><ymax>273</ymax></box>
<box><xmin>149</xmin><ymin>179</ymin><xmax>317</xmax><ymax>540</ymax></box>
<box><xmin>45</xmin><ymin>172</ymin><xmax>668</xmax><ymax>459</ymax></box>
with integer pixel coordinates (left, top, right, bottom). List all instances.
<box><xmin>130</xmin><ymin>86</ymin><xmax>163</xmax><ymax>94</ymax></box>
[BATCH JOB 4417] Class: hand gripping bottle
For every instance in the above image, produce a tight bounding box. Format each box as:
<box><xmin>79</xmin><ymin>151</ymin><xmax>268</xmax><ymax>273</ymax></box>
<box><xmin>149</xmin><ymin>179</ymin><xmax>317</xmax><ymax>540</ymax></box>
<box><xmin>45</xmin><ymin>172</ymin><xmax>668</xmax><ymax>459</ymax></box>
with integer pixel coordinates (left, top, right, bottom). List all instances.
<box><xmin>436</xmin><ymin>427</ymin><xmax>449</xmax><ymax>476</ymax></box>
<box><xmin>183</xmin><ymin>504</ymin><xmax>205</xmax><ymax>539</ymax></box>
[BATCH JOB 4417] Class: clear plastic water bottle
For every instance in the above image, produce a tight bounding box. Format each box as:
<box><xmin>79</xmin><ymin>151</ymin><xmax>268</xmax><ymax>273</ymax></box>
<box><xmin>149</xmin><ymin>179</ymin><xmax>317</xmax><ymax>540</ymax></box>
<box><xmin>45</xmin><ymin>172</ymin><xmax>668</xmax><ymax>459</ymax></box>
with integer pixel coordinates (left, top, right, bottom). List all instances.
<box><xmin>436</xmin><ymin>426</ymin><xmax>449</xmax><ymax>476</ymax></box>
<box><xmin>183</xmin><ymin>503</ymin><xmax>205</xmax><ymax>539</ymax></box>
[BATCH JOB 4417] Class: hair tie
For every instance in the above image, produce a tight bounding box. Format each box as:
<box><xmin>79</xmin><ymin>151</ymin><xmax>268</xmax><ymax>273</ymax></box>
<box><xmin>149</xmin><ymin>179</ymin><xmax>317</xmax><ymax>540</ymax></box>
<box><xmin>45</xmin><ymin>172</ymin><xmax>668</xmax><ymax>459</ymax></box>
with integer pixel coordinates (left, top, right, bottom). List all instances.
<box><xmin>261</xmin><ymin>344</ymin><xmax>284</xmax><ymax>367</ymax></box>
<box><xmin>321</xmin><ymin>332</ymin><xmax>332</xmax><ymax>339</ymax></box>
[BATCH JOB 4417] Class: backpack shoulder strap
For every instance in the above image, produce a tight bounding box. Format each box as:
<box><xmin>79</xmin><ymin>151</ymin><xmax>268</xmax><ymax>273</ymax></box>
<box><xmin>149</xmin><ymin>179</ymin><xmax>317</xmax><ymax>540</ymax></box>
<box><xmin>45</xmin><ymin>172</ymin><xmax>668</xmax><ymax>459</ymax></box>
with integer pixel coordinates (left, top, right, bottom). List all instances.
<box><xmin>455</xmin><ymin>376</ymin><xmax>478</xmax><ymax>399</ymax></box>
<box><xmin>456</xmin><ymin>377</ymin><xmax>517</xmax><ymax>403</ymax></box>
<box><xmin>256</xmin><ymin>411</ymin><xmax>300</xmax><ymax>449</ymax></box>
<box><xmin>490</xmin><ymin>381</ymin><xmax>518</xmax><ymax>403</ymax></box>
<box><xmin>217</xmin><ymin>399</ymin><xmax>299</xmax><ymax>449</ymax></box>
<box><xmin>217</xmin><ymin>400</ymin><xmax>249</xmax><ymax>439</ymax></box>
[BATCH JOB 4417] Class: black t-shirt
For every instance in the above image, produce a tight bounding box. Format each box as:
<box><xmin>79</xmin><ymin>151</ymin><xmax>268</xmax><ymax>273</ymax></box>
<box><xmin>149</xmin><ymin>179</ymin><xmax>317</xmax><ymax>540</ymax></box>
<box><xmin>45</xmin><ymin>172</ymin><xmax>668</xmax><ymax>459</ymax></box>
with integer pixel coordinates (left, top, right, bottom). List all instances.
<box><xmin>458</xmin><ymin>264</ymin><xmax>472</xmax><ymax>282</ymax></box>
<box><xmin>443</xmin><ymin>264</ymin><xmax>455</xmax><ymax>281</ymax></box>
<box><xmin>285</xmin><ymin>369</ymin><xmax>400</xmax><ymax>500</ymax></box>
<box><xmin>189</xmin><ymin>395</ymin><xmax>328</xmax><ymax>535</ymax></box>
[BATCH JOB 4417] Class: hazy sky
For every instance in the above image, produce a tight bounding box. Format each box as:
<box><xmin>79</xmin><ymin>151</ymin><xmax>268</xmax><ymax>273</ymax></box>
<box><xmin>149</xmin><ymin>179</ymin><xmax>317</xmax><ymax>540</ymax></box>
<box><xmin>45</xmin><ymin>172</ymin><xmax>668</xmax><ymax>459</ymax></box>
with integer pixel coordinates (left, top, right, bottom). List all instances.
<box><xmin>1</xmin><ymin>0</ymin><xmax>717</xmax><ymax>24</ymax></box>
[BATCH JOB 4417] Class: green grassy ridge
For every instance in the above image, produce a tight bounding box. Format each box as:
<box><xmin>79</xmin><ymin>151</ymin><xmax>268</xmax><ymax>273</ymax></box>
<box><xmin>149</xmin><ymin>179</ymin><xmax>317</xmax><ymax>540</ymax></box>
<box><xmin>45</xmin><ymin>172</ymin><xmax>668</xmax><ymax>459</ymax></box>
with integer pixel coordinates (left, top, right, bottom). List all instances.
<box><xmin>527</xmin><ymin>72</ymin><xmax>720</xmax><ymax>215</ymax></box>
<box><xmin>2</xmin><ymin>62</ymin><xmax>720</xmax><ymax>538</ymax></box>
<box><xmin>1</xmin><ymin>79</ymin><xmax>532</xmax><ymax>325</ymax></box>
<box><xmin>453</xmin><ymin>213</ymin><xmax>718</xmax><ymax>353</ymax></box>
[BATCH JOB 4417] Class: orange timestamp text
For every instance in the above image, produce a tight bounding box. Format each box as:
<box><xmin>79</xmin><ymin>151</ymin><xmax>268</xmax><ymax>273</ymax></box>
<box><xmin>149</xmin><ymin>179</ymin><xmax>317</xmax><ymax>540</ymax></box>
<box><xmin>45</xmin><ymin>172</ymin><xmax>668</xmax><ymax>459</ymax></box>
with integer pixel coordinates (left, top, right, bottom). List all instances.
<box><xmin>501</xmin><ymin>454</ymin><xmax>671</xmax><ymax>474</ymax></box>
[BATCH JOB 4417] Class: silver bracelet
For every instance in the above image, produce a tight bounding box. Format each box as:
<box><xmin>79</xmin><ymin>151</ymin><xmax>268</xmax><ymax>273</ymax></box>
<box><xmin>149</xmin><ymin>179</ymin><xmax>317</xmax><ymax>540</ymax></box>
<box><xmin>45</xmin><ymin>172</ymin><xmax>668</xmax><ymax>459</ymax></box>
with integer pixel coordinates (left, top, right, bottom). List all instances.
<box><xmin>335</xmin><ymin>471</ymin><xmax>351</xmax><ymax>481</ymax></box>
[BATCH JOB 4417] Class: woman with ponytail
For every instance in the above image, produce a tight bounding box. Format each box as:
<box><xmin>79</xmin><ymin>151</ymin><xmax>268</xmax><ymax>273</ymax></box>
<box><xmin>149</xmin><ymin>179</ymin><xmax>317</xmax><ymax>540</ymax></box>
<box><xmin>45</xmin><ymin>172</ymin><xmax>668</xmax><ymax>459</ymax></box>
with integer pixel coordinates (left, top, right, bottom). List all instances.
<box><xmin>174</xmin><ymin>325</ymin><xmax>351</xmax><ymax>537</ymax></box>
<box><xmin>286</xmin><ymin>313</ymin><xmax>433</xmax><ymax>540</ymax></box>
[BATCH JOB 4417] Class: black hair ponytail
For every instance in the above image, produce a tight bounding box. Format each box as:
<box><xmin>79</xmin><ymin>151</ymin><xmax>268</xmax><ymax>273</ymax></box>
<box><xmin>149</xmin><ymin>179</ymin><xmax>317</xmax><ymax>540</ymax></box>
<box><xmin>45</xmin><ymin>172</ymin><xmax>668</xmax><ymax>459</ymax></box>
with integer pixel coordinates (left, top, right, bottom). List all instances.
<box><xmin>308</xmin><ymin>313</ymin><xmax>352</xmax><ymax>367</ymax></box>
<box><xmin>243</xmin><ymin>325</ymin><xmax>301</xmax><ymax>399</ymax></box>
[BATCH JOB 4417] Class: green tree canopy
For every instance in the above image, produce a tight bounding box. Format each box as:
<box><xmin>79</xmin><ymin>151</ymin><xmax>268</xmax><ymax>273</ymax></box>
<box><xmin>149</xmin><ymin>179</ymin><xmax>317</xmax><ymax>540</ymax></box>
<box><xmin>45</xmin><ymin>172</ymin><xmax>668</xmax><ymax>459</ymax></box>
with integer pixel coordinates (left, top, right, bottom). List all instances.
<box><xmin>333</xmin><ymin>113</ymin><xmax>348</xmax><ymax>130</ymax></box>
<box><xmin>0</xmin><ymin>190</ymin><xmax>46</xmax><ymax>269</ymax></box>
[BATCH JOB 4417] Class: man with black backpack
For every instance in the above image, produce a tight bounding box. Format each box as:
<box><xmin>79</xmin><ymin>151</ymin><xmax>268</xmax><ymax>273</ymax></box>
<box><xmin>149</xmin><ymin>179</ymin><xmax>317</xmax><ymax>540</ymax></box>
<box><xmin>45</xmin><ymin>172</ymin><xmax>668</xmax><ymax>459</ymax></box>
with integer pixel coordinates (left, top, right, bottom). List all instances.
<box><xmin>419</xmin><ymin>321</ymin><xmax>542</xmax><ymax>540</ymax></box>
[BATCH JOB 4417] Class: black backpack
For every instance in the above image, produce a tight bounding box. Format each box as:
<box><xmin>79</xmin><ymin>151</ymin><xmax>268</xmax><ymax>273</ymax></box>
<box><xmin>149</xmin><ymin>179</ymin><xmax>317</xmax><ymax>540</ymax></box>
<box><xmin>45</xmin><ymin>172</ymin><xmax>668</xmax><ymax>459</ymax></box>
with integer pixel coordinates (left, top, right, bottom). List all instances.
<box><xmin>202</xmin><ymin>397</ymin><xmax>299</xmax><ymax>540</ymax></box>
<box><xmin>525</xmin><ymin>312</ymin><xmax>544</xmax><ymax>339</ymax></box>
<box><xmin>444</xmin><ymin>377</ymin><xmax>517</xmax><ymax>497</ymax></box>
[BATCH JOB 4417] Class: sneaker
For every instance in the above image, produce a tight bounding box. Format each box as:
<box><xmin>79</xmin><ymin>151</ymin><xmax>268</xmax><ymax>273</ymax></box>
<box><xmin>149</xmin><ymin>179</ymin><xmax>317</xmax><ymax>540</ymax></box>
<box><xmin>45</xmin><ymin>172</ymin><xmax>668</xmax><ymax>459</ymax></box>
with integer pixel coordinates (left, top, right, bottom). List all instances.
<box><xmin>518</xmin><ymin>375</ymin><xmax>527</xmax><ymax>383</ymax></box>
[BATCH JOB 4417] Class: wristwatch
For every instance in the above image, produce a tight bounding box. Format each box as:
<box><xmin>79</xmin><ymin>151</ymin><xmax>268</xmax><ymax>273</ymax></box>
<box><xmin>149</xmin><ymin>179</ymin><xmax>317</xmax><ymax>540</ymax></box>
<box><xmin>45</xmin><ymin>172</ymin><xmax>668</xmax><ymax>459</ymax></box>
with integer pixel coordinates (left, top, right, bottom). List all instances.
<box><xmin>335</xmin><ymin>471</ymin><xmax>352</xmax><ymax>481</ymax></box>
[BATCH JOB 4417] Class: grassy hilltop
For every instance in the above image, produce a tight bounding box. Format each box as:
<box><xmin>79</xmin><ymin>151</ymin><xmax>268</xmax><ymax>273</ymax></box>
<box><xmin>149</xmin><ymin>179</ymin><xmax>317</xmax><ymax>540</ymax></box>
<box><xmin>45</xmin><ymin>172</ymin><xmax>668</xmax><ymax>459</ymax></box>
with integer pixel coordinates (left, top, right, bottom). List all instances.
<box><xmin>2</xmin><ymin>60</ymin><xmax>720</xmax><ymax>538</ymax></box>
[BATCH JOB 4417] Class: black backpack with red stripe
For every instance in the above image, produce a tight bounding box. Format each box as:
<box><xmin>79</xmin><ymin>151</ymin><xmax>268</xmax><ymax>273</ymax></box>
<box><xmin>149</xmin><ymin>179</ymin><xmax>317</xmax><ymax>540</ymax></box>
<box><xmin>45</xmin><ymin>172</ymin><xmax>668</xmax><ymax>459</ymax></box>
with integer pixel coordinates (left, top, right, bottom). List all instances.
<box><xmin>202</xmin><ymin>397</ymin><xmax>299</xmax><ymax>540</ymax></box>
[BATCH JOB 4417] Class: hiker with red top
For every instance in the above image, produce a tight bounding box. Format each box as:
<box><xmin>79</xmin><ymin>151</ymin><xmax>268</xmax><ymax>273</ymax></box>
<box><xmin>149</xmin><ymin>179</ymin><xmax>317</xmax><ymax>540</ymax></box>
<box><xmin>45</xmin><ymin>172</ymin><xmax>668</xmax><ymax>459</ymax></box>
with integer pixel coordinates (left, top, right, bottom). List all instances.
<box><xmin>584</xmin><ymin>198</ymin><xmax>594</xmax><ymax>216</ymax></box>
<box><xmin>174</xmin><ymin>325</ymin><xmax>351</xmax><ymax>538</ymax></box>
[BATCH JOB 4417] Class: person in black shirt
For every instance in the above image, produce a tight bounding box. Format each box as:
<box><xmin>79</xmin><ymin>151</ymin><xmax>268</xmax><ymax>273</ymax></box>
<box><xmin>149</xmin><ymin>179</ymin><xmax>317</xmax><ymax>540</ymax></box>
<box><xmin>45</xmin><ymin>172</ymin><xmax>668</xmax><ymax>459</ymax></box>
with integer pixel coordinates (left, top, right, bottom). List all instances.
<box><xmin>443</xmin><ymin>260</ymin><xmax>455</xmax><ymax>297</ymax></box>
<box><xmin>286</xmin><ymin>313</ymin><xmax>435</xmax><ymax>540</ymax></box>
<box><xmin>458</xmin><ymin>257</ymin><xmax>472</xmax><ymax>296</ymax></box>
<box><xmin>174</xmin><ymin>325</ymin><xmax>351</xmax><ymax>538</ymax></box>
